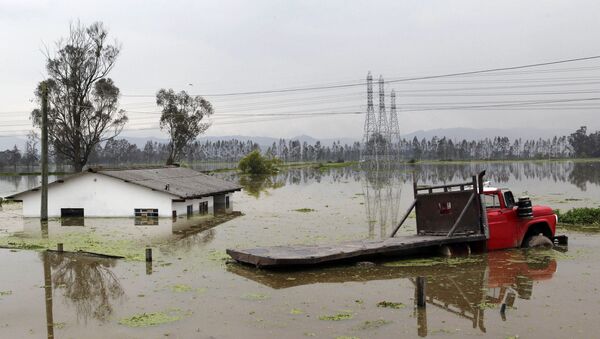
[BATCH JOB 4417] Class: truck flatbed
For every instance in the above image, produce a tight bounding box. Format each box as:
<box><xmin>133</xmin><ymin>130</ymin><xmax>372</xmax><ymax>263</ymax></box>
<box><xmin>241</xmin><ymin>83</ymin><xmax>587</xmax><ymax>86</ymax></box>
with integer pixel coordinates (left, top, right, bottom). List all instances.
<box><xmin>228</xmin><ymin>172</ymin><xmax>490</xmax><ymax>269</ymax></box>
<box><xmin>226</xmin><ymin>234</ymin><xmax>487</xmax><ymax>268</ymax></box>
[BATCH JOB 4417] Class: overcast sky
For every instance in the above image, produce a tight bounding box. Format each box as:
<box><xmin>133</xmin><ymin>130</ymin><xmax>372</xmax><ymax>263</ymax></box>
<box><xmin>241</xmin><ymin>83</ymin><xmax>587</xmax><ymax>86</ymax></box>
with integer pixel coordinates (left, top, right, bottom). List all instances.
<box><xmin>1</xmin><ymin>0</ymin><xmax>600</xmax><ymax>140</ymax></box>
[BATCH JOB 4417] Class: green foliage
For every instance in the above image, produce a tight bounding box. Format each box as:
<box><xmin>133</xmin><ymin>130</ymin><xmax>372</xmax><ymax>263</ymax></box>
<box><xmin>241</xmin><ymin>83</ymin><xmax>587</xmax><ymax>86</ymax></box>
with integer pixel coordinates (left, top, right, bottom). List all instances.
<box><xmin>555</xmin><ymin>208</ymin><xmax>600</xmax><ymax>225</ymax></box>
<box><xmin>238</xmin><ymin>150</ymin><xmax>281</xmax><ymax>174</ymax></box>
<box><xmin>156</xmin><ymin>88</ymin><xmax>213</xmax><ymax>165</ymax></box>
<box><xmin>31</xmin><ymin>22</ymin><xmax>127</xmax><ymax>172</ymax></box>
<box><xmin>569</xmin><ymin>126</ymin><xmax>600</xmax><ymax>157</ymax></box>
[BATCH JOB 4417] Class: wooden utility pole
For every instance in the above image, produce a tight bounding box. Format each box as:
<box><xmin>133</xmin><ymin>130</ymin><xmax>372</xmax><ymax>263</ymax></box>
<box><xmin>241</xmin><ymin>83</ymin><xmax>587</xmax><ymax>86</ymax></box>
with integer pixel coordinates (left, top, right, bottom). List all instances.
<box><xmin>41</xmin><ymin>83</ymin><xmax>49</xmax><ymax>221</ymax></box>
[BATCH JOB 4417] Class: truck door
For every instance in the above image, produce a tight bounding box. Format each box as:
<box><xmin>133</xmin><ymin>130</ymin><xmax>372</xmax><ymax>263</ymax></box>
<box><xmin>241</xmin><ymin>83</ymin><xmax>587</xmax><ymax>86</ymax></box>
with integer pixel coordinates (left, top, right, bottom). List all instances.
<box><xmin>485</xmin><ymin>192</ymin><xmax>516</xmax><ymax>250</ymax></box>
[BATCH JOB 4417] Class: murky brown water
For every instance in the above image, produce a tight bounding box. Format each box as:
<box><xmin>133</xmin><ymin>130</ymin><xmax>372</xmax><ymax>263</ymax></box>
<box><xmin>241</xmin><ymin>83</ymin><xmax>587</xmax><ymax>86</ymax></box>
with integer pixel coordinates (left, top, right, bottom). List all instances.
<box><xmin>1</xmin><ymin>161</ymin><xmax>600</xmax><ymax>338</ymax></box>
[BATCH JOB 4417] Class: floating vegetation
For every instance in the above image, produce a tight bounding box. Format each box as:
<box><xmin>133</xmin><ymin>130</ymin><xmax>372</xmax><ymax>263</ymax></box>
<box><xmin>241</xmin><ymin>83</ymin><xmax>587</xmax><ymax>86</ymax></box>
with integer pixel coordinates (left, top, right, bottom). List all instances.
<box><xmin>118</xmin><ymin>309</ymin><xmax>184</xmax><ymax>327</ymax></box>
<box><xmin>53</xmin><ymin>322</ymin><xmax>66</xmax><ymax>329</ymax></box>
<box><xmin>0</xmin><ymin>290</ymin><xmax>12</xmax><ymax>297</ymax></box>
<box><xmin>376</xmin><ymin>301</ymin><xmax>405</xmax><ymax>309</ymax></box>
<box><xmin>206</xmin><ymin>250</ymin><xmax>229</xmax><ymax>262</ymax></box>
<box><xmin>170</xmin><ymin>284</ymin><xmax>193</xmax><ymax>293</ymax></box>
<box><xmin>477</xmin><ymin>302</ymin><xmax>498</xmax><ymax>309</ymax></box>
<box><xmin>290</xmin><ymin>308</ymin><xmax>304</xmax><ymax>315</ymax></box>
<box><xmin>293</xmin><ymin>208</ymin><xmax>316</xmax><ymax>213</ymax></box>
<box><xmin>357</xmin><ymin>319</ymin><xmax>392</xmax><ymax>330</ymax></box>
<box><xmin>242</xmin><ymin>293</ymin><xmax>269</xmax><ymax>301</ymax></box>
<box><xmin>319</xmin><ymin>311</ymin><xmax>353</xmax><ymax>321</ymax></box>
<box><xmin>0</xmin><ymin>233</ymin><xmax>145</xmax><ymax>261</ymax></box>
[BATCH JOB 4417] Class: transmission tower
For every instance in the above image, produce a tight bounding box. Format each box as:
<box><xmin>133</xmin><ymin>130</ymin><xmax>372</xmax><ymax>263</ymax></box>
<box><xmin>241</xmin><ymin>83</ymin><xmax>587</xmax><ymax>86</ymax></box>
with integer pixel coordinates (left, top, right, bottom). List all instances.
<box><xmin>376</xmin><ymin>75</ymin><xmax>389</xmax><ymax>159</ymax></box>
<box><xmin>389</xmin><ymin>89</ymin><xmax>401</xmax><ymax>159</ymax></box>
<box><xmin>362</xmin><ymin>72</ymin><xmax>377</xmax><ymax>160</ymax></box>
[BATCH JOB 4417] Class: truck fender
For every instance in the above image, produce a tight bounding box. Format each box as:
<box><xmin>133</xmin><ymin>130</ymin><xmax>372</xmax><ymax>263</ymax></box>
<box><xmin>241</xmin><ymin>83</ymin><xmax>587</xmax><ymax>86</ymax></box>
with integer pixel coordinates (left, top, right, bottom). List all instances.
<box><xmin>520</xmin><ymin>222</ymin><xmax>553</xmax><ymax>248</ymax></box>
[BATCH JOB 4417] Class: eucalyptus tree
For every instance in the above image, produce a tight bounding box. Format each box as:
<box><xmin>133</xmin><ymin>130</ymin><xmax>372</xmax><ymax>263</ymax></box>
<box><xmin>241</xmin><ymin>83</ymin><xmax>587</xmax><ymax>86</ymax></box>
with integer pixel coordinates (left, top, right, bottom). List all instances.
<box><xmin>32</xmin><ymin>22</ymin><xmax>127</xmax><ymax>171</ymax></box>
<box><xmin>156</xmin><ymin>89</ymin><xmax>213</xmax><ymax>165</ymax></box>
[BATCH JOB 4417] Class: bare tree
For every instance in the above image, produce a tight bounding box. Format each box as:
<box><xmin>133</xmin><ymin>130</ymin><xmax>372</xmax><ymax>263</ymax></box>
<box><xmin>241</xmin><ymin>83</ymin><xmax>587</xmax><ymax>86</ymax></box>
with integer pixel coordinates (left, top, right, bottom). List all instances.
<box><xmin>31</xmin><ymin>21</ymin><xmax>128</xmax><ymax>172</ymax></box>
<box><xmin>156</xmin><ymin>89</ymin><xmax>213</xmax><ymax>165</ymax></box>
<box><xmin>23</xmin><ymin>131</ymin><xmax>40</xmax><ymax>169</ymax></box>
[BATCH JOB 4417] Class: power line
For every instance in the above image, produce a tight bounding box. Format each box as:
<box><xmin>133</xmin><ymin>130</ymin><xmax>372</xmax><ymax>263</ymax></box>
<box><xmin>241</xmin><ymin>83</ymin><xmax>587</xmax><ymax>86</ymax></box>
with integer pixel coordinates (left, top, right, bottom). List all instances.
<box><xmin>120</xmin><ymin>55</ymin><xmax>600</xmax><ymax>98</ymax></box>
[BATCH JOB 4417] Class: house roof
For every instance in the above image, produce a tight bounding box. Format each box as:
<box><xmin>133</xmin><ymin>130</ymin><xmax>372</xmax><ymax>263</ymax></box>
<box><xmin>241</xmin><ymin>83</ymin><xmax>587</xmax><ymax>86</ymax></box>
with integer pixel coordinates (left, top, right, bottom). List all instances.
<box><xmin>6</xmin><ymin>166</ymin><xmax>242</xmax><ymax>200</ymax></box>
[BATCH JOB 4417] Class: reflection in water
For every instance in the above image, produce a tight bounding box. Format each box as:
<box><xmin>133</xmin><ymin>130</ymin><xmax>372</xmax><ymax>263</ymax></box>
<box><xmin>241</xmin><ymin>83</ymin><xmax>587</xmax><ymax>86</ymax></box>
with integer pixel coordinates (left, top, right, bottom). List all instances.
<box><xmin>222</xmin><ymin>160</ymin><xmax>600</xmax><ymax>189</ymax></box>
<box><xmin>361</xmin><ymin>161</ymin><xmax>403</xmax><ymax>239</ymax></box>
<box><xmin>41</xmin><ymin>251</ymin><xmax>124</xmax><ymax>325</ymax></box>
<box><xmin>162</xmin><ymin>211</ymin><xmax>242</xmax><ymax>254</ymax></box>
<box><xmin>238</xmin><ymin>175</ymin><xmax>286</xmax><ymax>198</ymax></box>
<box><xmin>227</xmin><ymin>249</ymin><xmax>558</xmax><ymax>336</ymax></box>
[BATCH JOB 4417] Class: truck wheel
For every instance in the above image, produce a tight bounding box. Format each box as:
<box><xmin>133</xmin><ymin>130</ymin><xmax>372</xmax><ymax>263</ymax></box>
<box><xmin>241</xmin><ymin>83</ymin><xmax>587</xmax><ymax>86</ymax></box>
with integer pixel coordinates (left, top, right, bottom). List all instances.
<box><xmin>525</xmin><ymin>234</ymin><xmax>553</xmax><ymax>248</ymax></box>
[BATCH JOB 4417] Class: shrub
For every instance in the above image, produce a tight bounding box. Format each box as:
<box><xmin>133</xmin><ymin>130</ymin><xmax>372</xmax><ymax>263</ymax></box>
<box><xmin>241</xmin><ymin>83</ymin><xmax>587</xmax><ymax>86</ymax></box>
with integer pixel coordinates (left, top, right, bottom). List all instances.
<box><xmin>555</xmin><ymin>208</ymin><xmax>600</xmax><ymax>225</ymax></box>
<box><xmin>238</xmin><ymin>150</ymin><xmax>280</xmax><ymax>174</ymax></box>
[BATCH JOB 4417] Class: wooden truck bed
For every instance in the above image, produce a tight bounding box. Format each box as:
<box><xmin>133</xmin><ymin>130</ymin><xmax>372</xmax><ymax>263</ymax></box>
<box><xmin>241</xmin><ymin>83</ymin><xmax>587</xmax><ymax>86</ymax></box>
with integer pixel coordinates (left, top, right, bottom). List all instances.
<box><xmin>226</xmin><ymin>234</ymin><xmax>486</xmax><ymax>268</ymax></box>
<box><xmin>227</xmin><ymin>171</ymin><xmax>489</xmax><ymax>269</ymax></box>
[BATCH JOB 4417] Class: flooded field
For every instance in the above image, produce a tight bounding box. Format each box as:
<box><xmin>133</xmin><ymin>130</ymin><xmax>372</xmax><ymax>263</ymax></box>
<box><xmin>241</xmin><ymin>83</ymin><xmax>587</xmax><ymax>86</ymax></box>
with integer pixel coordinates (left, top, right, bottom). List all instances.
<box><xmin>1</xmin><ymin>161</ymin><xmax>600</xmax><ymax>338</ymax></box>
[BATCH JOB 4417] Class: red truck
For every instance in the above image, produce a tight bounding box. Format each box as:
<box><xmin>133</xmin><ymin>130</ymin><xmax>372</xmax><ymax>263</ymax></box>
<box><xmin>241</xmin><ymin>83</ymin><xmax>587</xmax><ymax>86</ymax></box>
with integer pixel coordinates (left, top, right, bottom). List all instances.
<box><xmin>228</xmin><ymin>171</ymin><xmax>567</xmax><ymax>268</ymax></box>
<box><xmin>482</xmin><ymin>185</ymin><xmax>559</xmax><ymax>250</ymax></box>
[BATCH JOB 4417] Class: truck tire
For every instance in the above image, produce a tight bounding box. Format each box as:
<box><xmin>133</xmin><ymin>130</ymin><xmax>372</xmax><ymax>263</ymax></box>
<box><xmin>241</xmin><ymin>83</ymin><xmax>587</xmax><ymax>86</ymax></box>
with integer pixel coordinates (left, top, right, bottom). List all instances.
<box><xmin>525</xmin><ymin>234</ymin><xmax>553</xmax><ymax>248</ymax></box>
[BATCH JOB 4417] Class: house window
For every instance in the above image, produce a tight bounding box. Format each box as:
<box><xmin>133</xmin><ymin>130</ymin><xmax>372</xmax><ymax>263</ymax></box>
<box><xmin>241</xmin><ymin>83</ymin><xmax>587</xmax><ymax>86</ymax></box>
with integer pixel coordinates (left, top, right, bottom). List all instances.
<box><xmin>134</xmin><ymin>208</ymin><xmax>159</xmax><ymax>217</ymax></box>
<box><xmin>199</xmin><ymin>201</ymin><xmax>208</xmax><ymax>215</ymax></box>
<box><xmin>61</xmin><ymin>208</ymin><xmax>84</xmax><ymax>217</ymax></box>
<box><xmin>225</xmin><ymin>196</ymin><xmax>230</xmax><ymax>209</ymax></box>
<box><xmin>134</xmin><ymin>208</ymin><xmax>159</xmax><ymax>226</ymax></box>
<box><xmin>187</xmin><ymin>205</ymin><xmax>193</xmax><ymax>216</ymax></box>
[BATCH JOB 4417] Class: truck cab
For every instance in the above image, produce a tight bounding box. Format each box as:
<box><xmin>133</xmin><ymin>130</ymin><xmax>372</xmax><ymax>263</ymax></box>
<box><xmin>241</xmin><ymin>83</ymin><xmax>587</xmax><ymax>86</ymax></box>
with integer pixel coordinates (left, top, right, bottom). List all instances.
<box><xmin>483</xmin><ymin>186</ymin><xmax>557</xmax><ymax>250</ymax></box>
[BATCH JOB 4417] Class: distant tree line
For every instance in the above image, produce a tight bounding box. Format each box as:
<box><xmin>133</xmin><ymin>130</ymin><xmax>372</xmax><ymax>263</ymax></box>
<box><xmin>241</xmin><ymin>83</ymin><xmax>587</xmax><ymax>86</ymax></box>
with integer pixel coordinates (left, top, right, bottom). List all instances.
<box><xmin>1</xmin><ymin>126</ymin><xmax>598</xmax><ymax>169</ymax></box>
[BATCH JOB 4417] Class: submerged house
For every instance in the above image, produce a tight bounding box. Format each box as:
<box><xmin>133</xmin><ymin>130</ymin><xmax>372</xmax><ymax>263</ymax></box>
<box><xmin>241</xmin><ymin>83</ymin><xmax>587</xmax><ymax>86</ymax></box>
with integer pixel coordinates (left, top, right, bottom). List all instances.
<box><xmin>7</xmin><ymin>166</ymin><xmax>242</xmax><ymax>218</ymax></box>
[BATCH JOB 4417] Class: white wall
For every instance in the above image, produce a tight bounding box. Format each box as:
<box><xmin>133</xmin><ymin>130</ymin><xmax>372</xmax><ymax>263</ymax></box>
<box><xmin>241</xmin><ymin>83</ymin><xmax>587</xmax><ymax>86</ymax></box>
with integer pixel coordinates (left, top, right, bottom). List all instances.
<box><xmin>18</xmin><ymin>173</ymin><xmax>176</xmax><ymax>217</ymax></box>
<box><xmin>172</xmin><ymin>196</ymin><xmax>213</xmax><ymax>217</ymax></box>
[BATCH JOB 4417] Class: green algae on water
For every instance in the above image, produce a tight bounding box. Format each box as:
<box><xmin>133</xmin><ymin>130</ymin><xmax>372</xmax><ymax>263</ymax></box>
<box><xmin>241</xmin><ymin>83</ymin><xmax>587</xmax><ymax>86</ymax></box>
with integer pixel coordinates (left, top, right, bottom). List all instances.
<box><xmin>290</xmin><ymin>308</ymin><xmax>304</xmax><ymax>315</ymax></box>
<box><xmin>0</xmin><ymin>290</ymin><xmax>12</xmax><ymax>297</ymax></box>
<box><xmin>376</xmin><ymin>301</ymin><xmax>405</xmax><ymax>309</ymax></box>
<box><xmin>319</xmin><ymin>311</ymin><xmax>353</xmax><ymax>321</ymax></box>
<box><xmin>242</xmin><ymin>293</ymin><xmax>269</xmax><ymax>300</ymax></box>
<box><xmin>0</xmin><ymin>232</ymin><xmax>145</xmax><ymax>261</ymax></box>
<box><xmin>118</xmin><ymin>310</ymin><xmax>183</xmax><ymax>327</ymax></box>
<box><xmin>293</xmin><ymin>208</ymin><xmax>316</xmax><ymax>213</ymax></box>
<box><xmin>170</xmin><ymin>284</ymin><xmax>193</xmax><ymax>293</ymax></box>
<box><xmin>357</xmin><ymin>319</ymin><xmax>392</xmax><ymax>330</ymax></box>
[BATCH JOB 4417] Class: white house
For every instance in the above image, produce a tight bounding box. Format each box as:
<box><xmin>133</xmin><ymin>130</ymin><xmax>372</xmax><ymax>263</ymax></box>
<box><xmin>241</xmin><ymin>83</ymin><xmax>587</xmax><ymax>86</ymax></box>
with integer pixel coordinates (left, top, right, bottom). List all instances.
<box><xmin>6</xmin><ymin>166</ymin><xmax>242</xmax><ymax>218</ymax></box>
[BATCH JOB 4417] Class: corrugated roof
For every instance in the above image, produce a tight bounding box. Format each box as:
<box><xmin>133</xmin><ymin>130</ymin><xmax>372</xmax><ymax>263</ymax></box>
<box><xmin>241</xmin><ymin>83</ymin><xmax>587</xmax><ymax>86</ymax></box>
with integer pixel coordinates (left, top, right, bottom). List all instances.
<box><xmin>94</xmin><ymin>167</ymin><xmax>241</xmax><ymax>198</ymax></box>
<box><xmin>6</xmin><ymin>166</ymin><xmax>241</xmax><ymax>199</ymax></box>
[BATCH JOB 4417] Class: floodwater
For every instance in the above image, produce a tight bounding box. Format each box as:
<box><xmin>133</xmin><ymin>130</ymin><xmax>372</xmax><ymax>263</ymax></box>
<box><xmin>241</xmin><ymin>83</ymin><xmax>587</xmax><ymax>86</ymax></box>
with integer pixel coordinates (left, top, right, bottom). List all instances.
<box><xmin>1</xmin><ymin>161</ymin><xmax>600</xmax><ymax>338</ymax></box>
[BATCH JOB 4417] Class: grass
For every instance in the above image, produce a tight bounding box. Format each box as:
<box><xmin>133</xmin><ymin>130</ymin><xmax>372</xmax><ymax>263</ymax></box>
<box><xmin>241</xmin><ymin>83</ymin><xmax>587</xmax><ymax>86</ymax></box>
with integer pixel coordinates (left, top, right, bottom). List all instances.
<box><xmin>555</xmin><ymin>208</ymin><xmax>600</xmax><ymax>226</ymax></box>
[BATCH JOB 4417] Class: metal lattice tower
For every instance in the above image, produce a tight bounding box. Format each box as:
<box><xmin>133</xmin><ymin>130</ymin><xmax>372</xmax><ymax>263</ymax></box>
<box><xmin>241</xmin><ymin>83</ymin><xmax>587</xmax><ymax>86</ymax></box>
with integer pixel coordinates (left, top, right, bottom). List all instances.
<box><xmin>376</xmin><ymin>75</ymin><xmax>390</xmax><ymax>159</ymax></box>
<box><xmin>388</xmin><ymin>89</ymin><xmax>401</xmax><ymax>157</ymax></box>
<box><xmin>362</xmin><ymin>72</ymin><xmax>377</xmax><ymax>159</ymax></box>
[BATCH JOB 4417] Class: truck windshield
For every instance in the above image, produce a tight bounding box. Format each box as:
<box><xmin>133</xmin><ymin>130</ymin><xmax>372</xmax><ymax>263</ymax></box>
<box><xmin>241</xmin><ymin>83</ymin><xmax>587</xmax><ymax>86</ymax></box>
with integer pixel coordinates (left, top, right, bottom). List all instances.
<box><xmin>483</xmin><ymin>194</ymin><xmax>501</xmax><ymax>209</ymax></box>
